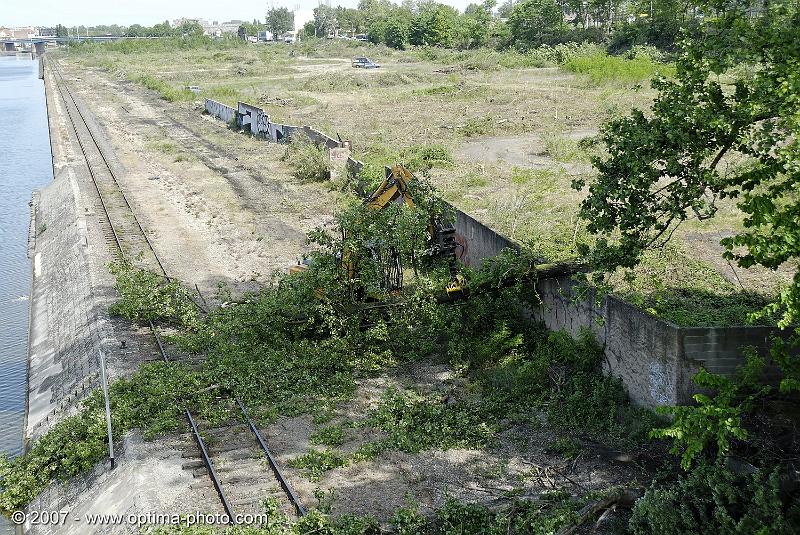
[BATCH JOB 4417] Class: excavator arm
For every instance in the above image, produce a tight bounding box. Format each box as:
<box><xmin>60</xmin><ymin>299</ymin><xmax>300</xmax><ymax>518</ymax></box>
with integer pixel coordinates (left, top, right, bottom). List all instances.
<box><xmin>365</xmin><ymin>164</ymin><xmax>415</xmax><ymax>210</ymax></box>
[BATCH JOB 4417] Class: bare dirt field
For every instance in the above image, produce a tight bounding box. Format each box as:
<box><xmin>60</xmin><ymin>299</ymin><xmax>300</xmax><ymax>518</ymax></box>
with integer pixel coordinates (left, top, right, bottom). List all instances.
<box><xmin>58</xmin><ymin>58</ymin><xmax>347</xmax><ymax>300</ymax></box>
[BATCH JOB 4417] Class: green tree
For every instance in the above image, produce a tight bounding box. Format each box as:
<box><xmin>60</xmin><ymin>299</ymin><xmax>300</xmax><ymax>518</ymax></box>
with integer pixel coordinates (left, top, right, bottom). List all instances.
<box><xmin>383</xmin><ymin>14</ymin><xmax>411</xmax><ymax>49</ymax></box>
<box><xmin>574</xmin><ymin>0</ymin><xmax>800</xmax><ymax>389</ymax></box>
<box><xmin>458</xmin><ymin>0</ymin><xmax>496</xmax><ymax>48</ymax></box>
<box><xmin>507</xmin><ymin>0</ymin><xmax>563</xmax><ymax>48</ymax></box>
<box><xmin>55</xmin><ymin>24</ymin><xmax>69</xmax><ymax>38</ymax></box>
<box><xmin>267</xmin><ymin>7</ymin><xmax>295</xmax><ymax>38</ymax></box>
<box><xmin>176</xmin><ymin>21</ymin><xmax>204</xmax><ymax>37</ymax></box>
<box><xmin>410</xmin><ymin>2</ymin><xmax>459</xmax><ymax>47</ymax></box>
<box><xmin>310</xmin><ymin>4</ymin><xmax>339</xmax><ymax>37</ymax></box>
<box><xmin>336</xmin><ymin>6</ymin><xmax>366</xmax><ymax>35</ymax></box>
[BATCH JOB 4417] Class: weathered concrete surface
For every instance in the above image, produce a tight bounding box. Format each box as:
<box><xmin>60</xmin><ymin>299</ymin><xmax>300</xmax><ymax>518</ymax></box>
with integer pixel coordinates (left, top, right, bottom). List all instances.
<box><xmin>25</xmin><ymin>432</ymin><xmax>213</xmax><ymax>535</ymax></box>
<box><xmin>532</xmin><ymin>275</ymin><xmax>795</xmax><ymax>407</ymax></box>
<box><xmin>25</xmin><ymin>65</ymin><xmax>123</xmax><ymax>441</ymax></box>
<box><xmin>448</xmin><ymin>203</ymin><xmax>519</xmax><ymax>270</ymax></box>
<box><xmin>26</xmin><ymin>168</ymin><xmax>104</xmax><ymax>439</ymax></box>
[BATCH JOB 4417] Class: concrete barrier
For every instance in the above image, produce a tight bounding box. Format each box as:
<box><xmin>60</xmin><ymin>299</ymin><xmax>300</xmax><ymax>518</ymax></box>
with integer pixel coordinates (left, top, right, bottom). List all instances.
<box><xmin>531</xmin><ymin>275</ymin><xmax>794</xmax><ymax>407</ymax></box>
<box><xmin>204</xmin><ymin>99</ymin><xmax>236</xmax><ymax>124</ymax></box>
<box><xmin>446</xmin><ymin>202</ymin><xmax>519</xmax><ymax>270</ymax></box>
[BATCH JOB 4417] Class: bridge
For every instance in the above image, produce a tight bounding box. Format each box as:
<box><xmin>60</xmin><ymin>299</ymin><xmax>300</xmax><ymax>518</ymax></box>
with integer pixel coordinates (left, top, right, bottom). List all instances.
<box><xmin>1</xmin><ymin>36</ymin><xmax>125</xmax><ymax>55</ymax></box>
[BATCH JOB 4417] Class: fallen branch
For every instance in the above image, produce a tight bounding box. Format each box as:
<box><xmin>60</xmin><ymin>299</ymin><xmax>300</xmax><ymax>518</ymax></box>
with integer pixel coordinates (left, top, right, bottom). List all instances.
<box><xmin>555</xmin><ymin>489</ymin><xmax>643</xmax><ymax>535</ymax></box>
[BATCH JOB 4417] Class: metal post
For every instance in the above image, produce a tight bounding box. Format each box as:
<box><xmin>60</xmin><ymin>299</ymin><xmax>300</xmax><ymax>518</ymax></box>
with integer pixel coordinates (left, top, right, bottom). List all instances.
<box><xmin>98</xmin><ymin>349</ymin><xmax>115</xmax><ymax>468</ymax></box>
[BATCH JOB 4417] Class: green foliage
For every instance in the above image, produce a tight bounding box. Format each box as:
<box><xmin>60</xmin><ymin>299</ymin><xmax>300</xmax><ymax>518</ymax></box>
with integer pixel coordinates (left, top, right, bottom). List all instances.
<box><xmin>574</xmin><ymin>0</ymin><xmax>799</xmax><ymax>334</ymax></box>
<box><xmin>650</xmin><ymin>351</ymin><xmax>771</xmax><ymax>469</ymax></box>
<box><xmin>629</xmin><ymin>462</ymin><xmax>799</xmax><ymax>534</ymax></box>
<box><xmin>148</xmin><ymin>495</ymin><xmax>585</xmax><ymax>534</ymax></box>
<box><xmin>282</xmin><ymin>136</ymin><xmax>331</xmax><ymax>182</ymax></box>
<box><xmin>108</xmin><ymin>261</ymin><xmax>199</xmax><ymax>326</ymax></box>
<box><xmin>507</xmin><ymin>0</ymin><xmax>563</xmax><ymax>49</ymax></box>
<box><xmin>267</xmin><ymin>8</ymin><xmax>295</xmax><ymax>39</ymax></box>
<box><xmin>288</xmin><ymin>449</ymin><xmax>348</xmax><ymax>481</ymax></box>
<box><xmin>563</xmin><ymin>50</ymin><xmax>674</xmax><ymax>86</ymax></box>
<box><xmin>310</xmin><ymin>424</ymin><xmax>347</xmax><ymax>447</ymax></box>
<box><xmin>410</xmin><ymin>4</ymin><xmax>459</xmax><ymax>48</ymax></box>
<box><xmin>609</xmin><ymin>245</ymin><xmax>777</xmax><ymax>327</ymax></box>
<box><xmin>361</xmin><ymin>388</ymin><xmax>498</xmax><ymax>454</ymax></box>
<box><xmin>398</xmin><ymin>144</ymin><xmax>454</xmax><ymax>171</ymax></box>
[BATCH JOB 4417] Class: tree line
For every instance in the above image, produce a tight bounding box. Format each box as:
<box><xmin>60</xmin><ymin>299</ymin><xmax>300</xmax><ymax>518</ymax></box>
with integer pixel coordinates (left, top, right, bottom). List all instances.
<box><xmin>302</xmin><ymin>0</ymin><xmax>704</xmax><ymax>51</ymax></box>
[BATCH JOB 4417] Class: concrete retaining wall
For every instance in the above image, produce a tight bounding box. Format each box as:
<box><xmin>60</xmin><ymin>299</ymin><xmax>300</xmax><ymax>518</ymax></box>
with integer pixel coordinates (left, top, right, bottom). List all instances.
<box><xmin>26</xmin><ymin>169</ymin><xmax>104</xmax><ymax>439</ymax></box>
<box><xmin>447</xmin><ymin>202</ymin><xmax>519</xmax><ymax>270</ymax></box>
<box><xmin>204</xmin><ymin>99</ymin><xmax>236</xmax><ymax>124</ymax></box>
<box><xmin>531</xmin><ymin>275</ymin><xmax>793</xmax><ymax>407</ymax></box>
<box><xmin>202</xmin><ymin>97</ymin><xmax>794</xmax><ymax>408</ymax></box>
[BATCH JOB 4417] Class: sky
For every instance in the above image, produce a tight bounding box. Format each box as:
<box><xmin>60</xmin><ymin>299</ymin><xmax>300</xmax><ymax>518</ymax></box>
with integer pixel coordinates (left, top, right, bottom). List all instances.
<box><xmin>5</xmin><ymin>0</ymin><xmax>474</xmax><ymax>29</ymax></box>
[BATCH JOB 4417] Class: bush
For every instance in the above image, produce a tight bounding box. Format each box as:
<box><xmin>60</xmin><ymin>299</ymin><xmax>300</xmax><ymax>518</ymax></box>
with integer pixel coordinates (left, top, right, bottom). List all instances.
<box><xmin>282</xmin><ymin>136</ymin><xmax>331</xmax><ymax>182</ymax></box>
<box><xmin>629</xmin><ymin>462</ymin><xmax>800</xmax><ymax>534</ymax></box>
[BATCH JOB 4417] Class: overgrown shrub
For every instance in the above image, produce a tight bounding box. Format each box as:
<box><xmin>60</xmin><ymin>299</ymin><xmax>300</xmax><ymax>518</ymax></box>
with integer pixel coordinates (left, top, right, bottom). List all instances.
<box><xmin>282</xmin><ymin>136</ymin><xmax>331</xmax><ymax>182</ymax></box>
<box><xmin>629</xmin><ymin>462</ymin><xmax>799</xmax><ymax>534</ymax></box>
<box><xmin>109</xmin><ymin>261</ymin><xmax>199</xmax><ymax>326</ymax></box>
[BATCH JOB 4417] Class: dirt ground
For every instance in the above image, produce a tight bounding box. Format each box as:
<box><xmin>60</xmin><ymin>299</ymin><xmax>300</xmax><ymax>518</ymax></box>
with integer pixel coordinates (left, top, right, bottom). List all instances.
<box><xmin>59</xmin><ymin>59</ymin><xmax>345</xmax><ymax>301</ymax></box>
<box><xmin>266</xmin><ymin>360</ymin><xmax>651</xmax><ymax>525</ymax></box>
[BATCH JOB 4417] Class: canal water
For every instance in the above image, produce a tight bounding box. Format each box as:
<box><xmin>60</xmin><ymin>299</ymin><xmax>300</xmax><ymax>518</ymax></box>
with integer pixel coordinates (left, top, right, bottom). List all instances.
<box><xmin>0</xmin><ymin>55</ymin><xmax>53</xmax><ymax>531</ymax></box>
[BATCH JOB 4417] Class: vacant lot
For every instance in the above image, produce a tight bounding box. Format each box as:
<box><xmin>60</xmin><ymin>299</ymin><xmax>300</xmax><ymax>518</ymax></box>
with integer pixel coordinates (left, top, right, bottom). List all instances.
<box><xmin>61</xmin><ymin>39</ymin><xmax>793</xmax><ymax>325</ymax></box>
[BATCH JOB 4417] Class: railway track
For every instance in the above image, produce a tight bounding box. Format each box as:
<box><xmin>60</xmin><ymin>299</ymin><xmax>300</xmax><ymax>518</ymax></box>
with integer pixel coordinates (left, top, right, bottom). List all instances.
<box><xmin>48</xmin><ymin>58</ymin><xmax>306</xmax><ymax>523</ymax></box>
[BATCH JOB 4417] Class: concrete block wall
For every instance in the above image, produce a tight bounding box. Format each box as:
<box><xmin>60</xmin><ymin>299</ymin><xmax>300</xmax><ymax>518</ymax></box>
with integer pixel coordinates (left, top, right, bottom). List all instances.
<box><xmin>532</xmin><ymin>274</ymin><xmax>794</xmax><ymax>407</ymax></box>
<box><xmin>201</xmin><ymin>98</ymin><xmax>795</xmax><ymax>408</ymax></box>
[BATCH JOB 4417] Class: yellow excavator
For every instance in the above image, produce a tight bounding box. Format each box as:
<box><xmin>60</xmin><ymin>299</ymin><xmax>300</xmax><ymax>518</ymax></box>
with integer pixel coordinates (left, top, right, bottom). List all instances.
<box><xmin>291</xmin><ymin>164</ymin><xmax>466</xmax><ymax>298</ymax></box>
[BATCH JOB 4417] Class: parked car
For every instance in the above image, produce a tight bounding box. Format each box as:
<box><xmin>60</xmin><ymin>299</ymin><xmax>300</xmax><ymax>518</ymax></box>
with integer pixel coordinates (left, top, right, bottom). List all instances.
<box><xmin>352</xmin><ymin>56</ymin><xmax>380</xmax><ymax>69</ymax></box>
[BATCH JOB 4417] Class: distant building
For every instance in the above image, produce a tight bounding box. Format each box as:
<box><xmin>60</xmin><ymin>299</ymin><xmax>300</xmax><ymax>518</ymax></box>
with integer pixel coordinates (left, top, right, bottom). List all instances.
<box><xmin>172</xmin><ymin>18</ymin><xmax>207</xmax><ymax>28</ymax></box>
<box><xmin>202</xmin><ymin>19</ymin><xmax>244</xmax><ymax>37</ymax></box>
<box><xmin>0</xmin><ymin>26</ymin><xmax>36</xmax><ymax>39</ymax></box>
<box><xmin>37</xmin><ymin>27</ymin><xmax>57</xmax><ymax>37</ymax></box>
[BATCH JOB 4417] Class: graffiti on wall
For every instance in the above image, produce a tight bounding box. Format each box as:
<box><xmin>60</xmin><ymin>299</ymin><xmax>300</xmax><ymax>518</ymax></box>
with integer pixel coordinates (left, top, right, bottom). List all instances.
<box><xmin>648</xmin><ymin>361</ymin><xmax>675</xmax><ymax>406</ymax></box>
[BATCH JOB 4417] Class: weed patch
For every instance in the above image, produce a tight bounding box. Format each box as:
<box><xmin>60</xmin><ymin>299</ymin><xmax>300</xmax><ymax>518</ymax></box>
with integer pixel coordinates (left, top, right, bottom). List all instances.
<box><xmin>281</xmin><ymin>136</ymin><xmax>331</xmax><ymax>182</ymax></box>
<box><xmin>288</xmin><ymin>449</ymin><xmax>348</xmax><ymax>481</ymax></box>
<box><xmin>135</xmin><ymin>74</ymin><xmax>195</xmax><ymax>102</ymax></box>
<box><xmin>563</xmin><ymin>52</ymin><xmax>674</xmax><ymax>86</ymax></box>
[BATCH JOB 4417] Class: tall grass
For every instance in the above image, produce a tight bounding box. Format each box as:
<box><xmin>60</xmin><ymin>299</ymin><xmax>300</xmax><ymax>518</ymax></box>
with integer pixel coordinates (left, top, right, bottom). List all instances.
<box><xmin>563</xmin><ymin>52</ymin><xmax>675</xmax><ymax>86</ymax></box>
